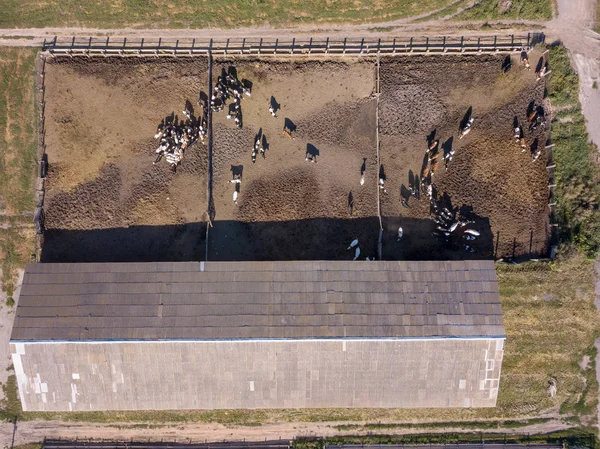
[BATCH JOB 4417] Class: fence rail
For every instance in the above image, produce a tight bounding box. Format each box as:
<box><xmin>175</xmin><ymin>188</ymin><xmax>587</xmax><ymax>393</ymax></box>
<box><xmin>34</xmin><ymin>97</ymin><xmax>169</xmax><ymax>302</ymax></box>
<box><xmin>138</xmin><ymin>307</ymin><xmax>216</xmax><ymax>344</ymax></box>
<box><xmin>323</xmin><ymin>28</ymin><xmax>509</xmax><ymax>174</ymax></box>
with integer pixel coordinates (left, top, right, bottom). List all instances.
<box><xmin>42</xmin><ymin>35</ymin><xmax>535</xmax><ymax>57</ymax></box>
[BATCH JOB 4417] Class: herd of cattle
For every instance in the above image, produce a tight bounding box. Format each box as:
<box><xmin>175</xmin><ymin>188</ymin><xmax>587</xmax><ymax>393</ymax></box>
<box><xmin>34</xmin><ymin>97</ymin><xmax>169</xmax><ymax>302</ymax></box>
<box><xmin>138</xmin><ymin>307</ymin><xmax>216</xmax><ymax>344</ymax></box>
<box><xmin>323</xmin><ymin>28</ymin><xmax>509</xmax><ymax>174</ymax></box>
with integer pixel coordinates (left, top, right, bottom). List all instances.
<box><xmin>150</xmin><ymin>50</ymin><xmax>550</xmax><ymax>258</ymax></box>
<box><xmin>153</xmin><ymin>104</ymin><xmax>207</xmax><ymax>169</ymax></box>
<box><xmin>391</xmin><ymin>49</ymin><xmax>550</xmax><ymax>254</ymax></box>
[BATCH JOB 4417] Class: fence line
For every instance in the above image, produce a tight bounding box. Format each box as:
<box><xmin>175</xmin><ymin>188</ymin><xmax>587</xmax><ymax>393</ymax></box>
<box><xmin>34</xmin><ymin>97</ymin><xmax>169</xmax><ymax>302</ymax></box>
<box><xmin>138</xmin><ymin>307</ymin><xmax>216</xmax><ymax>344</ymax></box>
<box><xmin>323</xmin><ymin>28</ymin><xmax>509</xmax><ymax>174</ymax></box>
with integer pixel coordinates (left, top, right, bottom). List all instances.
<box><xmin>205</xmin><ymin>52</ymin><xmax>214</xmax><ymax>262</ymax></box>
<box><xmin>375</xmin><ymin>53</ymin><xmax>383</xmax><ymax>260</ymax></box>
<box><xmin>42</xmin><ymin>34</ymin><xmax>535</xmax><ymax>58</ymax></box>
<box><xmin>34</xmin><ymin>52</ymin><xmax>47</xmax><ymax>260</ymax></box>
<box><xmin>543</xmin><ymin>95</ymin><xmax>558</xmax><ymax>259</ymax></box>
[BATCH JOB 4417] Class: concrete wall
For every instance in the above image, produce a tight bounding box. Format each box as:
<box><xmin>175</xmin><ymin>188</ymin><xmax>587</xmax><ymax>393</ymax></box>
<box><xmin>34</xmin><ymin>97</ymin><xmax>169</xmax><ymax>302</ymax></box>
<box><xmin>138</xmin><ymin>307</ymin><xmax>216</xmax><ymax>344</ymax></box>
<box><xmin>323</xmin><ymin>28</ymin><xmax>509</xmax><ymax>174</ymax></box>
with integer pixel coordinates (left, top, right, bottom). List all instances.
<box><xmin>11</xmin><ymin>338</ymin><xmax>504</xmax><ymax>411</ymax></box>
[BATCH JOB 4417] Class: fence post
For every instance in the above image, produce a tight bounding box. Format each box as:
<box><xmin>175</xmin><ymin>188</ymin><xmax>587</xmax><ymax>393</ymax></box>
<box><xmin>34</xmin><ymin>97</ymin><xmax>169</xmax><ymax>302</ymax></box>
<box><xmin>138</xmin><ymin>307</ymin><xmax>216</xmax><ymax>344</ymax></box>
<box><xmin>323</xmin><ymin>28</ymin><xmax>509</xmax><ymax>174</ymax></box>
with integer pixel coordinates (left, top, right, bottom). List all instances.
<box><xmin>291</xmin><ymin>37</ymin><xmax>295</xmax><ymax>55</ymax></box>
<box><xmin>409</xmin><ymin>37</ymin><xmax>413</xmax><ymax>53</ymax></box>
<box><xmin>392</xmin><ymin>38</ymin><xmax>396</xmax><ymax>55</ymax></box>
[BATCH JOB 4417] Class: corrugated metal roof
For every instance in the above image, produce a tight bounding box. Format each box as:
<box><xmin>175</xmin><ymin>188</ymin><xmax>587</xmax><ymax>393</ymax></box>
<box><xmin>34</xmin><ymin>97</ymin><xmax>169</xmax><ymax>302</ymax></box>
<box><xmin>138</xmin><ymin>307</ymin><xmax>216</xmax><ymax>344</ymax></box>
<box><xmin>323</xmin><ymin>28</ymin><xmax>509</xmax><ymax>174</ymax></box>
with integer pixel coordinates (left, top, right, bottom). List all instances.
<box><xmin>12</xmin><ymin>261</ymin><xmax>504</xmax><ymax>341</ymax></box>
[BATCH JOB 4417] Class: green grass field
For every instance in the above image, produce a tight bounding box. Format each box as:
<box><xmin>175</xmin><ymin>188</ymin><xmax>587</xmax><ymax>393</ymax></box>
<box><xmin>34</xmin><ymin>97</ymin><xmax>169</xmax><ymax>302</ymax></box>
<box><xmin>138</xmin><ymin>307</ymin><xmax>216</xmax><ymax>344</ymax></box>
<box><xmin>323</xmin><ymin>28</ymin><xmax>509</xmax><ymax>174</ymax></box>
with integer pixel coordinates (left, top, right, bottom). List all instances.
<box><xmin>0</xmin><ymin>48</ymin><xmax>38</xmax><ymax>298</ymax></box>
<box><xmin>454</xmin><ymin>0</ymin><xmax>552</xmax><ymax>20</ymax></box>
<box><xmin>0</xmin><ymin>0</ymin><xmax>552</xmax><ymax>29</ymax></box>
<box><xmin>548</xmin><ymin>46</ymin><xmax>600</xmax><ymax>257</ymax></box>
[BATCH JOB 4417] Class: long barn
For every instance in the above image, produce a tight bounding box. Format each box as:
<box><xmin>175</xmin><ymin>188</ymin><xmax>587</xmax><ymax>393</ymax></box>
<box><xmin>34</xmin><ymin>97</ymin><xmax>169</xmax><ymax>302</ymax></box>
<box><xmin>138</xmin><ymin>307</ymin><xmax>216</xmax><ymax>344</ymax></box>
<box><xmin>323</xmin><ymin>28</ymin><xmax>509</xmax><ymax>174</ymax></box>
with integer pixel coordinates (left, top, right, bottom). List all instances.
<box><xmin>11</xmin><ymin>260</ymin><xmax>504</xmax><ymax>411</ymax></box>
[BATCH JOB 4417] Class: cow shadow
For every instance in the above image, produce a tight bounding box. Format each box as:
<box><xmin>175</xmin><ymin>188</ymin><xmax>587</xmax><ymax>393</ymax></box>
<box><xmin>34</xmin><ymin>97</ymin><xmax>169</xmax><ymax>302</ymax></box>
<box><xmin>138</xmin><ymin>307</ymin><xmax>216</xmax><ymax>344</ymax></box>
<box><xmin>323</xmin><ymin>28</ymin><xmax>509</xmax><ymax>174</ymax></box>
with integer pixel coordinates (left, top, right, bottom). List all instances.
<box><xmin>459</xmin><ymin>107</ymin><xmax>472</xmax><ymax>132</ymax></box>
<box><xmin>185</xmin><ymin>100</ymin><xmax>195</xmax><ymax>116</ymax></box>
<box><xmin>400</xmin><ymin>184</ymin><xmax>412</xmax><ymax>202</ymax></box>
<box><xmin>262</xmin><ymin>134</ymin><xmax>269</xmax><ymax>157</ymax></box>
<box><xmin>442</xmin><ymin>136</ymin><xmax>454</xmax><ymax>158</ymax></box>
<box><xmin>198</xmin><ymin>91</ymin><xmax>208</xmax><ymax>108</ymax></box>
<box><xmin>270</xmin><ymin>96</ymin><xmax>280</xmax><ymax>114</ymax></box>
<box><xmin>379</xmin><ymin>164</ymin><xmax>386</xmax><ymax>182</ymax></box>
<box><xmin>501</xmin><ymin>55</ymin><xmax>512</xmax><ymax>73</ymax></box>
<box><xmin>231</xmin><ymin>165</ymin><xmax>243</xmax><ymax>179</ymax></box>
<box><xmin>426</xmin><ymin>129</ymin><xmax>437</xmax><ymax>147</ymax></box>
<box><xmin>284</xmin><ymin>117</ymin><xmax>297</xmax><ymax>132</ymax></box>
<box><xmin>306</xmin><ymin>143</ymin><xmax>319</xmax><ymax>162</ymax></box>
<box><xmin>535</xmin><ymin>56</ymin><xmax>545</xmax><ymax>73</ymax></box>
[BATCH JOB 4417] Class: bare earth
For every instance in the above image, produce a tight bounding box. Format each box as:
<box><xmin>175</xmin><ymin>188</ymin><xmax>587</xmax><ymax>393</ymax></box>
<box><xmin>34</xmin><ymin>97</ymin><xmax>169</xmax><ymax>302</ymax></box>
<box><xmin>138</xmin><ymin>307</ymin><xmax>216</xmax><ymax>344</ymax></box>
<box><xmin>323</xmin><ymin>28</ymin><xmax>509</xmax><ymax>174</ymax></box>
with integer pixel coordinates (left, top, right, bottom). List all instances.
<box><xmin>379</xmin><ymin>52</ymin><xmax>549</xmax><ymax>260</ymax></box>
<box><xmin>40</xmin><ymin>54</ymin><xmax>551</xmax><ymax>262</ymax></box>
<box><xmin>41</xmin><ymin>57</ymin><xmax>209</xmax><ymax>263</ymax></box>
<box><xmin>0</xmin><ymin>417</ymin><xmax>571</xmax><ymax>448</ymax></box>
<box><xmin>210</xmin><ymin>58</ymin><xmax>380</xmax><ymax>261</ymax></box>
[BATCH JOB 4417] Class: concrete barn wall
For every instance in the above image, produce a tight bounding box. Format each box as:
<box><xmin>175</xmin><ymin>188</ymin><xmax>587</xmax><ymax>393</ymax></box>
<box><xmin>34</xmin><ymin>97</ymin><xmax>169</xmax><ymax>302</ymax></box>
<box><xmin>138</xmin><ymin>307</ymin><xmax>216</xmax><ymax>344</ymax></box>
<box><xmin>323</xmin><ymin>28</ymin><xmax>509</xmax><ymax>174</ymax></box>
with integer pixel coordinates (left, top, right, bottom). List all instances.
<box><xmin>11</xmin><ymin>338</ymin><xmax>504</xmax><ymax>411</ymax></box>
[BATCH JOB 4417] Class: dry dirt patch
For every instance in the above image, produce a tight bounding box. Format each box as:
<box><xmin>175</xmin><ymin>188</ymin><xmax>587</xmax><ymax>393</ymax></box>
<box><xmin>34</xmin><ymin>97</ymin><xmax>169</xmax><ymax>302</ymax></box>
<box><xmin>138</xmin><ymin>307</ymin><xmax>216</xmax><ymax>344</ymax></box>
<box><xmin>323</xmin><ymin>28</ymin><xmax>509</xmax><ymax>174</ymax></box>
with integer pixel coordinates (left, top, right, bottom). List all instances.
<box><xmin>379</xmin><ymin>52</ymin><xmax>550</xmax><ymax>260</ymax></box>
<box><xmin>209</xmin><ymin>58</ymin><xmax>380</xmax><ymax>261</ymax></box>
<box><xmin>41</xmin><ymin>53</ymin><xmax>551</xmax><ymax>262</ymax></box>
<box><xmin>42</xmin><ymin>57</ymin><xmax>209</xmax><ymax>262</ymax></box>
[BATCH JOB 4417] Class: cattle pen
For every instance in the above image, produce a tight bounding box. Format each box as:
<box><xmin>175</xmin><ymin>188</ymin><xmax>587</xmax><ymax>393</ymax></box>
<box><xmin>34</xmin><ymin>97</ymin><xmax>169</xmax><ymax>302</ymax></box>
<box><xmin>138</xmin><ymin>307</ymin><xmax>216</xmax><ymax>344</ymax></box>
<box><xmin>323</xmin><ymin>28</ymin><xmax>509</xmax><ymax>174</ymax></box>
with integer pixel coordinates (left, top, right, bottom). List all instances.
<box><xmin>35</xmin><ymin>33</ymin><xmax>555</xmax><ymax>264</ymax></box>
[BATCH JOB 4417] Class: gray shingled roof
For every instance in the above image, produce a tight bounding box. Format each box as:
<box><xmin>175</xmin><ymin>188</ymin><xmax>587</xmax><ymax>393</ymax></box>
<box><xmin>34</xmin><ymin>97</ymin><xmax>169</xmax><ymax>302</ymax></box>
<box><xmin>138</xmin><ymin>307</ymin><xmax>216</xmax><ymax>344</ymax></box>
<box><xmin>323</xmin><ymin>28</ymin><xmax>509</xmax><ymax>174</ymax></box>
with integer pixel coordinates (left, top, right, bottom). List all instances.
<box><xmin>12</xmin><ymin>261</ymin><xmax>503</xmax><ymax>341</ymax></box>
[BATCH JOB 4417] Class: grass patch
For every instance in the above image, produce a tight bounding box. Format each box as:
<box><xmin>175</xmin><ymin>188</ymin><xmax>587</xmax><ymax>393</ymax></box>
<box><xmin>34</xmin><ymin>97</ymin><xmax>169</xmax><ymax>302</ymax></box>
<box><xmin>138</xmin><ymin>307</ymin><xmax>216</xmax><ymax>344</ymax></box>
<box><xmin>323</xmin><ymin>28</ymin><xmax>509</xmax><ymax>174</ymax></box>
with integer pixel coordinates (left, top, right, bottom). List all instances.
<box><xmin>0</xmin><ymin>375</ymin><xmax>22</xmax><ymax>421</ymax></box>
<box><xmin>495</xmin><ymin>252</ymin><xmax>599</xmax><ymax>423</ymax></box>
<box><xmin>0</xmin><ymin>0</ymin><xmax>552</xmax><ymax>28</ymax></box>
<box><xmin>0</xmin><ymin>48</ymin><xmax>37</xmax><ymax>216</ymax></box>
<box><xmin>0</xmin><ymin>227</ymin><xmax>36</xmax><ymax>297</ymax></box>
<box><xmin>295</xmin><ymin>430</ymin><xmax>597</xmax><ymax>449</ymax></box>
<box><xmin>547</xmin><ymin>45</ymin><xmax>600</xmax><ymax>257</ymax></box>
<box><xmin>412</xmin><ymin>0</ymin><xmax>474</xmax><ymax>22</ymax></box>
<box><xmin>453</xmin><ymin>0</ymin><xmax>552</xmax><ymax>20</ymax></box>
<box><xmin>333</xmin><ymin>417</ymin><xmax>552</xmax><ymax>431</ymax></box>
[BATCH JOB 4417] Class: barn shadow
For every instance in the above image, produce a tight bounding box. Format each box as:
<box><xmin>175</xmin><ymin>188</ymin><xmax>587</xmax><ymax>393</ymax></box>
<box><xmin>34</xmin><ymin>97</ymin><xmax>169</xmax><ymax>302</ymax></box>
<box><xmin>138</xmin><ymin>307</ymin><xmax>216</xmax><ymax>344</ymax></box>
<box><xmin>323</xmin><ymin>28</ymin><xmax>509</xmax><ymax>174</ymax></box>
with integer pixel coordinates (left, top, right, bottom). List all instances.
<box><xmin>209</xmin><ymin>216</ymin><xmax>496</xmax><ymax>261</ymax></box>
<box><xmin>41</xmin><ymin>223</ymin><xmax>206</xmax><ymax>263</ymax></box>
<box><xmin>382</xmin><ymin>213</ymin><xmax>495</xmax><ymax>261</ymax></box>
<box><xmin>41</xmin><ymin>214</ymin><xmax>515</xmax><ymax>263</ymax></box>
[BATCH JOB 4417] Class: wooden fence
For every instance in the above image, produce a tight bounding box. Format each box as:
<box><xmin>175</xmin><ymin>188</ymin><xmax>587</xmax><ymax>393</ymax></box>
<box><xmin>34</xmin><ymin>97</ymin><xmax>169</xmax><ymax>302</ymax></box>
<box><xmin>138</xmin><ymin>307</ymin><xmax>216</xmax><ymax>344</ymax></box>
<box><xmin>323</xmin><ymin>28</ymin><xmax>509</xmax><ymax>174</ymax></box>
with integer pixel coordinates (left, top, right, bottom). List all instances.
<box><xmin>42</xmin><ymin>35</ymin><xmax>536</xmax><ymax>57</ymax></box>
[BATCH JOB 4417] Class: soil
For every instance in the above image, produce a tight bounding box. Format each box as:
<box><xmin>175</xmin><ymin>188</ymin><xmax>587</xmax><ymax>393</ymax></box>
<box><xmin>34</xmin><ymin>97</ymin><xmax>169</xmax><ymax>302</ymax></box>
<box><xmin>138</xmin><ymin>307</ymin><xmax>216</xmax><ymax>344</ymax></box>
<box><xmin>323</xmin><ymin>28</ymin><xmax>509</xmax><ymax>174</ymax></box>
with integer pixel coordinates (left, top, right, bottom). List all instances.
<box><xmin>41</xmin><ymin>53</ymin><xmax>550</xmax><ymax>262</ymax></box>
<box><xmin>379</xmin><ymin>51</ymin><xmax>550</xmax><ymax>260</ymax></box>
<box><xmin>42</xmin><ymin>57</ymin><xmax>209</xmax><ymax>262</ymax></box>
<box><xmin>209</xmin><ymin>58</ymin><xmax>380</xmax><ymax>260</ymax></box>
<box><xmin>0</xmin><ymin>417</ymin><xmax>570</xmax><ymax>447</ymax></box>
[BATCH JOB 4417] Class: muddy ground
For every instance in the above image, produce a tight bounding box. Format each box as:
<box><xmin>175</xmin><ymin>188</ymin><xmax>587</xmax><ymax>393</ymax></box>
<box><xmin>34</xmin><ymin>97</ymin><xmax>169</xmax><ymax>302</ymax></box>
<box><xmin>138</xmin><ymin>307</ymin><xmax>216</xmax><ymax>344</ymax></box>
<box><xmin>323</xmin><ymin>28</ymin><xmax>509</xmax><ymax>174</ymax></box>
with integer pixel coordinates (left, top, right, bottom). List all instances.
<box><xmin>209</xmin><ymin>58</ymin><xmax>380</xmax><ymax>260</ymax></box>
<box><xmin>41</xmin><ymin>53</ymin><xmax>550</xmax><ymax>262</ymax></box>
<box><xmin>42</xmin><ymin>57</ymin><xmax>208</xmax><ymax>262</ymax></box>
<box><xmin>379</xmin><ymin>50</ymin><xmax>550</xmax><ymax>260</ymax></box>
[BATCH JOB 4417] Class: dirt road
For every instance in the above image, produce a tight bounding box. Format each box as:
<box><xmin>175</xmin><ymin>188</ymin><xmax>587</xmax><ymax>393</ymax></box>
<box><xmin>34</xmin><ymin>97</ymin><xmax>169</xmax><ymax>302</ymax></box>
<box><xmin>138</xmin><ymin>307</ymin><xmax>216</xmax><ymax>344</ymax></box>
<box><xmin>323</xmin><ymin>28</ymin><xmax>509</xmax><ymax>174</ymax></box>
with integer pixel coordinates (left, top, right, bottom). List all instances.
<box><xmin>551</xmin><ymin>0</ymin><xmax>600</xmax><ymax>146</ymax></box>
<box><xmin>0</xmin><ymin>418</ymin><xmax>570</xmax><ymax>448</ymax></box>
